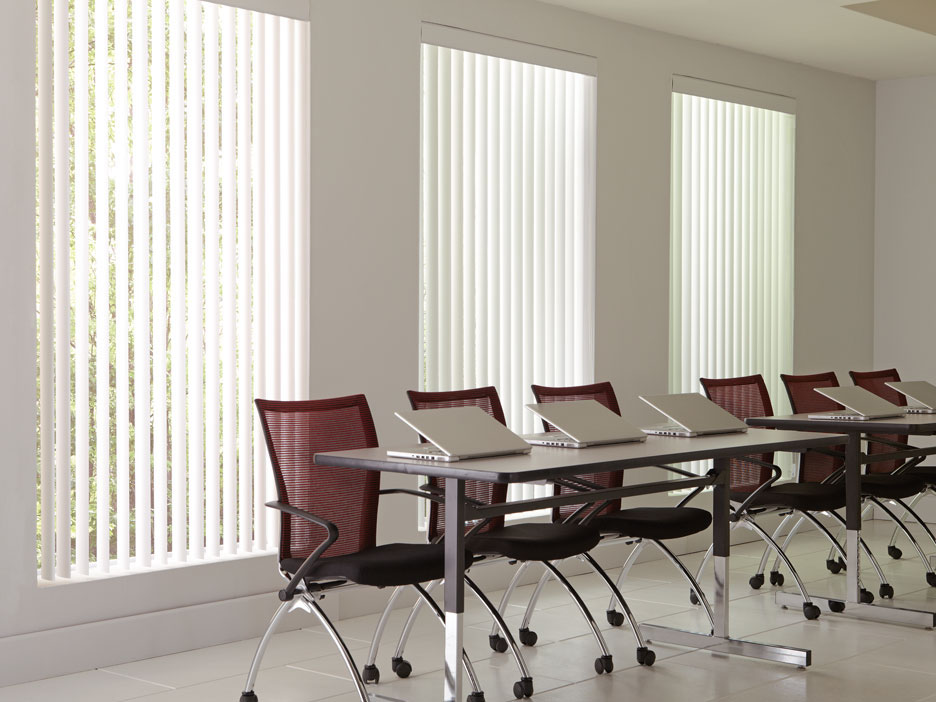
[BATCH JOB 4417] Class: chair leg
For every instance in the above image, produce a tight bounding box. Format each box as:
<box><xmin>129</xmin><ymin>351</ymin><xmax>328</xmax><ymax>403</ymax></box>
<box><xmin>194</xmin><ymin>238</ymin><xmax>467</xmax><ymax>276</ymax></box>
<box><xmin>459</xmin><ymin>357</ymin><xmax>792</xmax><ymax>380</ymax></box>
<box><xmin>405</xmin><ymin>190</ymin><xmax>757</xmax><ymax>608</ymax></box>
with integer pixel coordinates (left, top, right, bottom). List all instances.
<box><xmin>465</xmin><ymin>576</ymin><xmax>534</xmax><ymax>698</ymax></box>
<box><xmin>872</xmin><ymin>497</ymin><xmax>936</xmax><ymax>586</ymax></box>
<box><xmin>893</xmin><ymin>496</ymin><xmax>936</xmax><ymax>558</ymax></box>
<box><xmin>650</xmin><ymin>539</ymin><xmax>716</xmax><ymax>634</ymax></box>
<box><xmin>517</xmin><ymin>565</ymin><xmax>554</xmax><ymax>638</ymax></box>
<box><xmin>410</xmin><ymin>583</ymin><xmax>486</xmax><ymax>699</ymax></box>
<box><xmin>389</xmin><ymin>578</ymin><xmax>438</xmax><ymax>676</ymax></box>
<box><xmin>363</xmin><ymin>585</ymin><xmax>406</xmax><ymax>680</ymax></box>
<box><xmin>540</xmin><ymin>560</ymin><xmax>616</xmax><ymax>674</ymax></box>
<box><xmin>694</xmin><ymin>542</ymin><xmax>715</xmax><ymax>584</ymax></box>
<box><xmin>579</xmin><ymin>552</ymin><xmax>655</xmax><ymax>666</ymax></box>
<box><xmin>240</xmin><ymin>599</ymin><xmax>297</xmax><ymax>701</ymax></box>
<box><xmin>740</xmin><ymin>516</ymin><xmax>820</xmax><ymax>620</ymax></box>
<box><xmin>766</xmin><ymin>514</ymin><xmax>804</xmax><ymax>585</ymax></box>
<box><xmin>490</xmin><ymin>561</ymin><xmax>530</xmax><ymax>640</ymax></box>
<box><xmin>887</xmin><ymin>490</ymin><xmax>928</xmax><ymax>557</ymax></box>
<box><xmin>823</xmin><ymin>509</ymin><xmax>893</xmax><ymax>599</ymax></box>
<box><xmin>606</xmin><ymin>539</ymin><xmax>646</xmax><ymax>615</ymax></box>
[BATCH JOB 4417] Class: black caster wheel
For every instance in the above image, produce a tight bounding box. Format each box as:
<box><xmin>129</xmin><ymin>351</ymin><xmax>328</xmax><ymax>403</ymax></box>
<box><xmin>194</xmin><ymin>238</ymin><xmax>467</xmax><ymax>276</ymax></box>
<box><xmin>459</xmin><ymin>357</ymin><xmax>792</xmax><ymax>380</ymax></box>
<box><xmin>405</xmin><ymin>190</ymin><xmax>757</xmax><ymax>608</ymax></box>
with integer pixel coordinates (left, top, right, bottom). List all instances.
<box><xmin>512</xmin><ymin>677</ymin><xmax>534</xmax><ymax>698</ymax></box>
<box><xmin>606</xmin><ymin>610</ymin><xmax>626</xmax><ymax>627</ymax></box>
<box><xmin>488</xmin><ymin>634</ymin><xmax>508</xmax><ymax>653</ymax></box>
<box><xmin>362</xmin><ymin>664</ymin><xmax>380</xmax><ymax>684</ymax></box>
<box><xmin>826</xmin><ymin>558</ymin><xmax>843</xmax><ymax>574</ymax></box>
<box><xmin>749</xmin><ymin>573</ymin><xmax>765</xmax><ymax>590</ymax></box>
<box><xmin>240</xmin><ymin>693</ymin><xmax>258</xmax><ymax>702</ymax></box>
<box><xmin>880</xmin><ymin>583</ymin><xmax>895</xmax><ymax>599</ymax></box>
<box><xmin>769</xmin><ymin>571</ymin><xmax>785</xmax><ymax>587</ymax></box>
<box><xmin>594</xmin><ymin>654</ymin><xmax>614</xmax><ymax>674</ymax></box>
<box><xmin>860</xmin><ymin>588</ymin><xmax>875</xmax><ymax>604</ymax></box>
<box><xmin>927</xmin><ymin>572</ymin><xmax>936</xmax><ymax>588</ymax></box>
<box><xmin>467</xmin><ymin>692</ymin><xmax>485</xmax><ymax>702</ymax></box>
<box><xmin>888</xmin><ymin>545</ymin><xmax>903</xmax><ymax>560</ymax></box>
<box><xmin>636</xmin><ymin>647</ymin><xmax>656</xmax><ymax>666</ymax></box>
<box><xmin>689</xmin><ymin>589</ymin><xmax>700</xmax><ymax>605</ymax></box>
<box><xmin>518</xmin><ymin>628</ymin><xmax>538</xmax><ymax>647</ymax></box>
<box><xmin>828</xmin><ymin>600</ymin><xmax>846</xmax><ymax>613</ymax></box>
<box><xmin>803</xmin><ymin>603</ymin><xmax>821</xmax><ymax>620</ymax></box>
<box><xmin>390</xmin><ymin>657</ymin><xmax>412</xmax><ymax>679</ymax></box>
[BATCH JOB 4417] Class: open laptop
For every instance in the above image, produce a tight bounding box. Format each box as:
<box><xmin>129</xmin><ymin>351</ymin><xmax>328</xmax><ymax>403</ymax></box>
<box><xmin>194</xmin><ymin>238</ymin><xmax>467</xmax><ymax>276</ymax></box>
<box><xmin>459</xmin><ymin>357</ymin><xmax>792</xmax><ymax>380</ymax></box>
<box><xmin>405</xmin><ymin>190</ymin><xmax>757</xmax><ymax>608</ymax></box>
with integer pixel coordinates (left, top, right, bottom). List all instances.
<box><xmin>523</xmin><ymin>400</ymin><xmax>647</xmax><ymax>448</ymax></box>
<box><xmin>639</xmin><ymin>393</ymin><xmax>749</xmax><ymax>437</ymax></box>
<box><xmin>885</xmin><ymin>380</ymin><xmax>936</xmax><ymax>414</ymax></box>
<box><xmin>387</xmin><ymin>406</ymin><xmax>532</xmax><ymax>462</ymax></box>
<box><xmin>808</xmin><ymin>385</ymin><xmax>905</xmax><ymax>420</ymax></box>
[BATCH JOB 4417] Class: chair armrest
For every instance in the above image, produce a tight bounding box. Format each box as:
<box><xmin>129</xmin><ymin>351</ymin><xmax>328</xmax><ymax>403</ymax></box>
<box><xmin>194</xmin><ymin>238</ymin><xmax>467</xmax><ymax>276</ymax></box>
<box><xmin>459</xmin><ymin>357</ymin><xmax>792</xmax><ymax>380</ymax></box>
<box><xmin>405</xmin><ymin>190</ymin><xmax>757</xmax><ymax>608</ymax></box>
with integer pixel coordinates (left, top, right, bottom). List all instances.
<box><xmin>266</xmin><ymin>501</ymin><xmax>339</xmax><ymax>602</ymax></box>
<box><xmin>731</xmin><ymin>463</ymin><xmax>782</xmax><ymax>519</ymax></box>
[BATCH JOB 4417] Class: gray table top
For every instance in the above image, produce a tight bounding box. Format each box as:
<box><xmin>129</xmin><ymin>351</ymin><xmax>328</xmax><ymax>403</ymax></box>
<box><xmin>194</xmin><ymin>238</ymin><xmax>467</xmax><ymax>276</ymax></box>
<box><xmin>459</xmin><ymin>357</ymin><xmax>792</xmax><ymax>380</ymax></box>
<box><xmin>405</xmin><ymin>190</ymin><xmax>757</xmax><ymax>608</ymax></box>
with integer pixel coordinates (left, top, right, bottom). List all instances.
<box><xmin>314</xmin><ymin>429</ymin><xmax>846</xmax><ymax>483</ymax></box>
<box><xmin>747</xmin><ymin>413</ymin><xmax>936</xmax><ymax>435</ymax></box>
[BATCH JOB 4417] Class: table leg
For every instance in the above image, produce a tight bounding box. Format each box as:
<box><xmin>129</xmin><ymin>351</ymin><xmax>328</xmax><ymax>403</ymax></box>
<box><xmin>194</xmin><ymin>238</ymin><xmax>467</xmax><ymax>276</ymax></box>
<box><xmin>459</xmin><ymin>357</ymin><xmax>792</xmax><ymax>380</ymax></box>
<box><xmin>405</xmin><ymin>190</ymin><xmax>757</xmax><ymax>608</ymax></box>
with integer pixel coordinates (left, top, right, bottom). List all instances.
<box><xmin>444</xmin><ymin>478</ymin><xmax>465</xmax><ymax>702</ymax></box>
<box><xmin>712</xmin><ymin>456</ymin><xmax>730</xmax><ymax>638</ymax></box>
<box><xmin>845</xmin><ymin>432</ymin><xmax>862</xmax><ymax>604</ymax></box>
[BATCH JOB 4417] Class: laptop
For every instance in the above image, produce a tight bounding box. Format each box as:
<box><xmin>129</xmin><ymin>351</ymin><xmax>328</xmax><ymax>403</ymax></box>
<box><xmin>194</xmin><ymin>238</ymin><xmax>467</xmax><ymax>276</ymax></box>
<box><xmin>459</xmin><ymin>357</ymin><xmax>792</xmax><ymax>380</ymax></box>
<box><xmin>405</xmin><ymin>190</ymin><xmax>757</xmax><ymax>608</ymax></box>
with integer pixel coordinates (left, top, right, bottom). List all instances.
<box><xmin>639</xmin><ymin>393</ymin><xmax>749</xmax><ymax>437</ymax></box>
<box><xmin>885</xmin><ymin>380</ymin><xmax>936</xmax><ymax>414</ymax></box>
<box><xmin>808</xmin><ymin>386</ymin><xmax>905</xmax><ymax>420</ymax></box>
<box><xmin>523</xmin><ymin>400</ymin><xmax>647</xmax><ymax>448</ymax></box>
<box><xmin>387</xmin><ymin>406</ymin><xmax>532</xmax><ymax>462</ymax></box>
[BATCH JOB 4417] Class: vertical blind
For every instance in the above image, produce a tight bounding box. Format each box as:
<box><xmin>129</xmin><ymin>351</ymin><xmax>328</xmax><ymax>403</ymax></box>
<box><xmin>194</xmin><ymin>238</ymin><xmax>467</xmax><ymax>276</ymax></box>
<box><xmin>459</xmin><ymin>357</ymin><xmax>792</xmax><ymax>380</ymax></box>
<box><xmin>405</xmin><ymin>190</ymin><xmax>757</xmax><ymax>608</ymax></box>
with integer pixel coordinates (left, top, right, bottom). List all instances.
<box><xmin>420</xmin><ymin>41</ymin><xmax>597</xmax><ymax>503</ymax></box>
<box><xmin>36</xmin><ymin>0</ymin><xmax>310</xmax><ymax>580</ymax></box>
<box><xmin>669</xmin><ymin>89</ymin><xmax>796</xmax><ymax>431</ymax></box>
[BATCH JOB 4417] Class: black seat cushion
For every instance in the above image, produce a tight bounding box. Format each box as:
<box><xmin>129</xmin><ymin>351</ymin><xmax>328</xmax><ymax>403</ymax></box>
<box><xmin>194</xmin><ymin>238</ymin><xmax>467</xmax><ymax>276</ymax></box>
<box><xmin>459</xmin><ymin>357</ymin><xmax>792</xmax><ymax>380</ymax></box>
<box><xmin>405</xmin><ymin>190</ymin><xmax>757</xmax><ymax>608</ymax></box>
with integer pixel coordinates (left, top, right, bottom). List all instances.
<box><xmin>281</xmin><ymin>542</ymin><xmax>473</xmax><ymax>588</ymax></box>
<box><xmin>907</xmin><ymin>465</ymin><xmax>936</xmax><ymax>485</ymax></box>
<box><xmin>860</xmin><ymin>474</ymin><xmax>926</xmax><ymax>500</ymax></box>
<box><xmin>591</xmin><ymin>507</ymin><xmax>712</xmax><ymax>540</ymax></box>
<box><xmin>732</xmin><ymin>483</ymin><xmax>846</xmax><ymax>512</ymax></box>
<box><xmin>468</xmin><ymin>523</ymin><xmax>600</xmax><ymax>562</ymax></box>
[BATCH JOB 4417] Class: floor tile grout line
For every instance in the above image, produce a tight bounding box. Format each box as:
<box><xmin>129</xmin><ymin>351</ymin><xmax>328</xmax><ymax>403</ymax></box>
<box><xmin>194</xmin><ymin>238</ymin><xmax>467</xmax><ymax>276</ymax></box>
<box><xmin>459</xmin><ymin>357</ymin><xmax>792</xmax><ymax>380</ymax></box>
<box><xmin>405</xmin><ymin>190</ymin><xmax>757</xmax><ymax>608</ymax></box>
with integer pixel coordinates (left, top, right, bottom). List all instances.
<box><xmin>96</xmin><ymin>667</ymin><xmax>177</xmax><ymax>690</ymax></box>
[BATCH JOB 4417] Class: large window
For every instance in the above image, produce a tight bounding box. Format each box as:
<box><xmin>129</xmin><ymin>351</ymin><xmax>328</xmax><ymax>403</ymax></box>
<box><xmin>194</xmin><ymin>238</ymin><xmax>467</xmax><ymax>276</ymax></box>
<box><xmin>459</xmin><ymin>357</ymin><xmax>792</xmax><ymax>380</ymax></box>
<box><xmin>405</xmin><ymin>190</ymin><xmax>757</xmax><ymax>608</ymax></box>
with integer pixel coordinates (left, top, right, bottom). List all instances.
<box><xmin>420</xmin><ymin>28</ymin><xmax>597</xmax><ymax>503</ymax></box>
<box><xmin>35</xmin><ymin>0</ymin><xmax>310</xmax><ymax>581</ymax></box>
<box><xmin>669</xmin><ymin>78</ymin><xmax>795</xmax><ymax>425</ymax></box>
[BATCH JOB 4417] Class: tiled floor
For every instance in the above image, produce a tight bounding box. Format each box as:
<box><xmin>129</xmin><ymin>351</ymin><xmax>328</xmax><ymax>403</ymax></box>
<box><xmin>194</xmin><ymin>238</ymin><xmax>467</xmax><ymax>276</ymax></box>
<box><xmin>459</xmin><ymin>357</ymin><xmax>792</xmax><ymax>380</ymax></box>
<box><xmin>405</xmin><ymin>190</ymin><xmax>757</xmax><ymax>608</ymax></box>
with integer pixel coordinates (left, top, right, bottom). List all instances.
<box><xmin>5</xmin><ymin>522</ymin><xmax>936</xmax><ymax>702</ymax></box>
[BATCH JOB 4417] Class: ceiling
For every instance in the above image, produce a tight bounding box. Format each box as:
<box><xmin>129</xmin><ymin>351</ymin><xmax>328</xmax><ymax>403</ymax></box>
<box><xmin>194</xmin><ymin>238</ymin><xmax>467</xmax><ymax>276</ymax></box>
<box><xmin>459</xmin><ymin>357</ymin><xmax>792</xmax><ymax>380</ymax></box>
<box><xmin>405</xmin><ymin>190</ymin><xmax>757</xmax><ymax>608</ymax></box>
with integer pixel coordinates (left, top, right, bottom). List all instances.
<box><xmin>537</xmin><ymin>0</ymin><xmax>936</xmax><ymax>80</ymax></box>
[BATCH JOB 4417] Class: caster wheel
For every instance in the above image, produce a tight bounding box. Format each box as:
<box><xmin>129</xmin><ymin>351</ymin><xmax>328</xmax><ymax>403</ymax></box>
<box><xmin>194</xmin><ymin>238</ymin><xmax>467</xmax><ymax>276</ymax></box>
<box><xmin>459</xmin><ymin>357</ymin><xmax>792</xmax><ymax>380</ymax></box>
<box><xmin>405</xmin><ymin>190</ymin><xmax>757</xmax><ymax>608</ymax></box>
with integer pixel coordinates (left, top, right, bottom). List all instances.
<box><xmin>826</xmin><ymin>559</ymin><xmax>843</xmax><ymax>574</ymax></box>
<box><xmin>689</xmin><ymin>589</ymin><xmax>700</xmax><ymax>605</ymax></box>
<box><xmin>362</xmin><ymin>664</ymin><xmax>380</xmax><ymax>684</ymax></box>
<box><xmin>880</xmin><ymin>583</ymin><xmax>895</xmax><ymax>599</ymax></box>
<box><xmin>860</xmin><ymin>588</ymin><xmax>875</xmax><ymax>604</ymax></box>
<box><xmin>927</xmin><ymin>572</ymin><xmax>936</xmax><ymax>588</ymax></box>
<box><xmin>391</xmin><ymin>657</ymin><xmax>412</xmax><ymax>679</ymax></box>
<box><xmin>240</xmin><ymin>693</ymin><xmax>258</xmax><ymax>702</ymax></box>
<box><xmin>606</xmin><ymin>610</ymin><xmax>626</xmax><ymax>627</ymax></box>
<box><xmin>512</xmin><ymin>677</ymin><xmax>534</xmax><ymax>698</ymax></box>
<box><xmin>636</xmin><ymin>647</ymin><xmax>656</xmax><ymax>666</ymax></box>
<box><xmin>769</xmin><ymin>571</ymin><xmax>785</xmax><ymax>587</ymax></box>
<box><xmin>828</xmin><ymin>600</ymin><xmax>846</xmax><ymax>613</ymax></box>
<box><xmin>467</xmin><ymin>692</ymin><xmax>485</xmax><ymax>702</ymax></box>
<box><xmin>518</xmin><ymin>628</ymin><xmax>538</xmax><ymax>647</ymax></box>
<box><xmin>803</xmin><ymin>603</ymin><xmax>821</xmax><ymax>620</ymax></box>
<box><xmin>888</xmin><ymin>545</ymin><xmax>903</xmax><ymax>560</ymax></box>
<box><xmin>749</xmin><ymin>573</ymin><xmax>765</xmax><ymax>590</ymax></box>
<box><xmin>593</xmin><ymin>655</ymin><xmax>614</xmax><ymax>674</ymax></box>
<box><xmin>488</xmin><ymin>634</ymin><xmax>508</xmax><ymax>653</ymax></box>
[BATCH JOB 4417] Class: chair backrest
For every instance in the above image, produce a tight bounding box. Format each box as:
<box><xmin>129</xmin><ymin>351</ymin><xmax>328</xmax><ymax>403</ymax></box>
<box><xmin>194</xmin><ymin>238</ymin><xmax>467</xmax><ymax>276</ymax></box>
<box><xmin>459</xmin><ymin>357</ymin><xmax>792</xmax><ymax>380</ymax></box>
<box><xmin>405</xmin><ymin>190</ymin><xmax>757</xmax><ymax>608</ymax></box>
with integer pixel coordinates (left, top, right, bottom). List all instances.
<box><xmin>780</xmin><ymin>372</ymin><xmax>846</xmax><ymax>482</ymax></box>
<box><xmin>255</xmin><ymin>395</ymin><xmax>381</xmax><ymax>564</ymax></box>
<box><xmin>531</xmin><ymin>382</ymin><xmax>624</xmax><ymax>521</ymax></box>
<box><xmin>850</xmin><ymin>368</ymin><xmax>907</xmax><ymax>474</ymax></box>
<box><xmin>699</xmin><ymin>375</ymin><xmax>775</xmax><ymax>492</ymax></box>
<box><xmin>406</xmin><ymin>387</ymin><xmax>509</xmax><ymax>540</ymax></box>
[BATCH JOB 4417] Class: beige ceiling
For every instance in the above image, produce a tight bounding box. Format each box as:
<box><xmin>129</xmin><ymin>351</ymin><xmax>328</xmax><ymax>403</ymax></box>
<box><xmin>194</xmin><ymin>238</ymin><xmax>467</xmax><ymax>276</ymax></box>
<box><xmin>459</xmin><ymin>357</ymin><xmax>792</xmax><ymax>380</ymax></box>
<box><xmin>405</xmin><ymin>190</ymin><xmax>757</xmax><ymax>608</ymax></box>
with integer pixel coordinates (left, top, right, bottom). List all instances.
<box><xmin>536</xmin><ymin>0</ymin><xmax>936</xmax><ymax>80</ymax></box>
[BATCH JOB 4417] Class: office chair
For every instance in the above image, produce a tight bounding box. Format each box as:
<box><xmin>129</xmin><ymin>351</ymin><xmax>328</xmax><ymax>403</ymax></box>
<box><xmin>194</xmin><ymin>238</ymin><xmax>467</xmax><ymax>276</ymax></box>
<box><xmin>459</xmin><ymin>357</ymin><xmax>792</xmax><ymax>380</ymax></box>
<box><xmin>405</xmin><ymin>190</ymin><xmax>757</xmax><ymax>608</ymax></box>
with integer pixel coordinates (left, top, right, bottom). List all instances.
<box><xmin>242</xmin><ymin>395</ymin><xmax>484</xmax><ymax>702</ymax></box>
<box><xmin>850</xmin><ymin>368</ymin><xmax>936</xmax><ymax>562</ymax></box>
<box><xmin>782</xmin><ymin>371</ymin><xmax>935</xmax><ymax>590</ymax></box>
<box><xmin>506</xmin><ymin>382</ymin><xmax>714</xmax><ymax>645</ymax></box>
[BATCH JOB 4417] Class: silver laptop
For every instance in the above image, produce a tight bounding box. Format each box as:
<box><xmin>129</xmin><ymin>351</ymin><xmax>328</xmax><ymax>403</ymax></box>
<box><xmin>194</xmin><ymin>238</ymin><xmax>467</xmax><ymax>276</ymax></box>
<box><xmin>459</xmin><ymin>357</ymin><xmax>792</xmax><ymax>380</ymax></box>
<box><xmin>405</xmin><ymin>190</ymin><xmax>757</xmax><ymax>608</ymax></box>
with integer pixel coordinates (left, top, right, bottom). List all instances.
<box><xmin>808</xmin><ymin>386</ymin><xmax>905</xmax><ymax>420</ymax></box>
<box><xmin>885</xmin><ymin>380</ymin><xmax>936</xmax><ymax>414</ymax></box>
<box><xmin>387</xmin><ymin>406</ymin><xmax>532</xmax><ymax>462</ymax></box>
<box><xmin>639</xmin><ymin>393</ymin><xmax>749</xmax><ymax>437</ymax></box>
<box><xmin>523</xmin><ymin>400</ymin><xmax>647</xmax><ymax>448</ymax></box>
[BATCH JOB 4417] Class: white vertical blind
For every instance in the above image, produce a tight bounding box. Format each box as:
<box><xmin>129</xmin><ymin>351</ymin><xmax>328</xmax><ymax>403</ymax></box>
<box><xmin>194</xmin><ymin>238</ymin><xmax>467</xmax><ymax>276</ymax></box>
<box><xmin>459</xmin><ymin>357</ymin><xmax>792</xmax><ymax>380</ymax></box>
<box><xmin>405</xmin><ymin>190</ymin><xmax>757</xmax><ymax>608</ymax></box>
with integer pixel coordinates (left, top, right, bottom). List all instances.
<box><xmin>36</xmin><ymin>0</ymin><xmax>309</xmax><ymax>580</ymax></box>
<box><xmin>669</xmin><ymin>90</ymin><xmax>795</xmax><ymax>432</ymax></box>
<box><xmin>421</xmin><ymin>43</ymin><xmax>597</xmax><ymax>505</ymax></box>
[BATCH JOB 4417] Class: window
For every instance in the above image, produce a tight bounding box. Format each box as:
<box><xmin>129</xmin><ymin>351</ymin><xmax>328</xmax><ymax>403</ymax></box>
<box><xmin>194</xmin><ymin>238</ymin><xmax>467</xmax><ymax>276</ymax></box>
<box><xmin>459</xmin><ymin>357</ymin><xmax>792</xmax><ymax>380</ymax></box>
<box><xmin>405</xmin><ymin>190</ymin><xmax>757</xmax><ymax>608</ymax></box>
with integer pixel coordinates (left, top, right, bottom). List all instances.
<box><xmin>669</xmin><ymin>78</ymin><xmax>796</xmax><ymax>473</ymax></box>
<box><xmin>35</xmin><ymin>0</ymin><xmax>310</xmax><ymax>581</ymax></box>
<box><xmin>420</xmin><ymin>26</ymin><xmax>597</xmax><ymax>505</ymax></box>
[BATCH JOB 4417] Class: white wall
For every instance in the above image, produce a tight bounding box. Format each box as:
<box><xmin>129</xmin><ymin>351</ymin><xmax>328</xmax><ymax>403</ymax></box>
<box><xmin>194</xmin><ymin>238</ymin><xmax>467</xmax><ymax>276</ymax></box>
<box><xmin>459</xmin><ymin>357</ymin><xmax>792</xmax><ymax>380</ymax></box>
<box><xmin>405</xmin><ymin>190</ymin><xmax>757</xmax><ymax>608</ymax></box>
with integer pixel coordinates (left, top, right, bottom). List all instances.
<box><xmin>0</xmin><ymin>0</ymin><xmax>876</xmax><ymax>685</ymax></box>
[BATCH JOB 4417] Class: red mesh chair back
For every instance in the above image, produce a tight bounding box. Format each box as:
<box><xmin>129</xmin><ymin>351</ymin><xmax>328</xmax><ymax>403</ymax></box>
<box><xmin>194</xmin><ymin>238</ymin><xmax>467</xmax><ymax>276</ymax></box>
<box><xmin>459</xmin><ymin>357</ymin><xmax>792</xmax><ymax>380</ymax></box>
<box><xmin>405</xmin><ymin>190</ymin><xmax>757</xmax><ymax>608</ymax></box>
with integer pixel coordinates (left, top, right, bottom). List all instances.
<box><xmin>406</xmin><ymin>387</ymin><xmax>509</xmax><ymax>541</ymax></box>
<box><xmin>850</xmin><ymin>368</ymin><xmax>907</xmax><ymax>474</ymax></box>
<box><xmin>699</xmin><ymin>375</ymin><xmax>775</xmax><ymax>492</ymax></box>
<box><xmin>531</xmin><ymin>382</ymin><xmax>624</xmax><ymax>521</ymax></box>
<box><xmin>781</xmin><ymin>372</ymin><xmax>846</xmax><ymax>482</ymax></box>
<box><xmin>255</xmin><ymin>395</ymin><xmax>380</xmax><ymax>564</ymax></box>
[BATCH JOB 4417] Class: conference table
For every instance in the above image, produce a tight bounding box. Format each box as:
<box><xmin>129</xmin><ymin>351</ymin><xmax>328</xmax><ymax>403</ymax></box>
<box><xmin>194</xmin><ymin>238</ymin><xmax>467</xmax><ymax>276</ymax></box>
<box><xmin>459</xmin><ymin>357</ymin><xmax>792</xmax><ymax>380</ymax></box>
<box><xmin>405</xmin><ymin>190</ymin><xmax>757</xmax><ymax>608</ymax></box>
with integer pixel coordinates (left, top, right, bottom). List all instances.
<box><xmin>316</xmin><ymin>428</ymin><xmax>843</xmax><ymax>702</ymax></box>
<box><xmin>746</xmin><ymin>412</ymin><xmax>936</xmax><ymax>628</ymax></box>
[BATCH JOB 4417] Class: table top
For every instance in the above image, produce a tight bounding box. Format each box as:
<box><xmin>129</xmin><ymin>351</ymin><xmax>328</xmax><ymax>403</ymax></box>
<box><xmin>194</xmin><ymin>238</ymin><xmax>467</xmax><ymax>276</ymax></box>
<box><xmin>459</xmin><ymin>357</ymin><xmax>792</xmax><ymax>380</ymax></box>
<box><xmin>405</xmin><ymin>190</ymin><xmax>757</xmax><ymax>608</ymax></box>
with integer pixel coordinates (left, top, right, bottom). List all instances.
<box><xmin>746</xmin><ymin>413</ymin><xmax>936</xmax><ymax>435</ymax></box>
<box><xmin>314</xmin><ymin>429</ymin><xmax>845</xmax><ymax>483</ymax></box>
